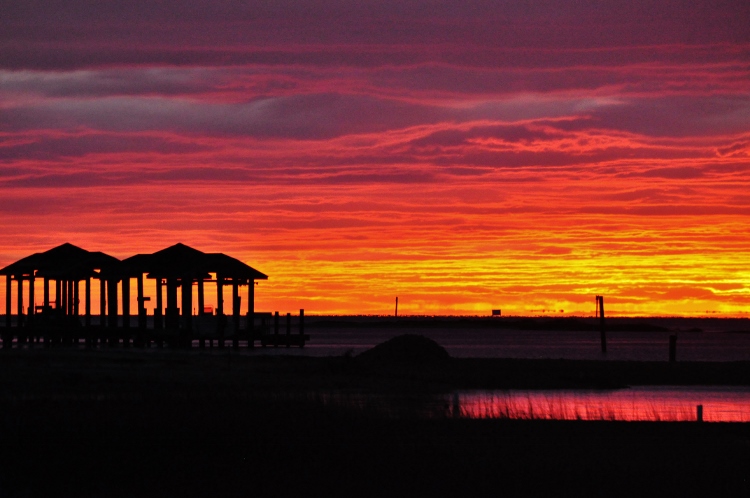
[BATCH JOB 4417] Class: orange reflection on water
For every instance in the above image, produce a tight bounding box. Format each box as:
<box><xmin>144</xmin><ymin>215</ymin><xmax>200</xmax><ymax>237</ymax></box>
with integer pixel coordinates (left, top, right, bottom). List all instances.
<box><xmin>457</xmin><ymin>387</ymin><xmax>750</xmax><ymax>422</ymax></box>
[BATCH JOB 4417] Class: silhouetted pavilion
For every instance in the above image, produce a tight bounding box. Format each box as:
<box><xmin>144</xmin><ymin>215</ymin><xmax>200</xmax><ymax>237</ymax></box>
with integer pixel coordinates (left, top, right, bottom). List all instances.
<box><xmin>115</xmin><ymin>243</ymin><xmax>268</xmax><ymax>348</ymax></box>
<box><xmin>1</xmin><ymin>242</ymin><xmax>272</xmax><ymax>349</ymax></box>
<box><xmin>0</xmin><ymin>243</ymin><xmax>119</xmax><ymax>330</ymax></box>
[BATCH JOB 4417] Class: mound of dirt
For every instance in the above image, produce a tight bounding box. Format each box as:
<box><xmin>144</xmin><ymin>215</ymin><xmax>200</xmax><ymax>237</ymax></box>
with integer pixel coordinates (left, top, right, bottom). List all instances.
<box><xmin>357</xmin><ymin>334</ymin><xmax>450</xmax><ymax>364</ymax></box>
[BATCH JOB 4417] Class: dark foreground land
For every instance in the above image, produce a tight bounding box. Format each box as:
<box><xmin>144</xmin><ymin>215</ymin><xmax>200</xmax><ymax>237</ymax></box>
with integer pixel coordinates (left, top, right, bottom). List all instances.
<box><xmin>1</xmin><ymin>349</ymin><xmax>749</xmax><ymax>497</ymax></box>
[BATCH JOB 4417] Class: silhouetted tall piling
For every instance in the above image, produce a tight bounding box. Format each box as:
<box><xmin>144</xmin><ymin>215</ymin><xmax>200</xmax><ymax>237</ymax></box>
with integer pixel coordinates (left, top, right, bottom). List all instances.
<box><xmin>669</xmin><ymin>335</ymin><xmax>677</xmax><ymax>362</ymax></box>
<box><xmin>697</xmin><ymin>404</ymin><xmax>703</xmax><ymax>422</ymax></box>
<box><xmin>596</xmin><ymin>295</ymin><xmax>606</xmax><ymax>353</ymax></box>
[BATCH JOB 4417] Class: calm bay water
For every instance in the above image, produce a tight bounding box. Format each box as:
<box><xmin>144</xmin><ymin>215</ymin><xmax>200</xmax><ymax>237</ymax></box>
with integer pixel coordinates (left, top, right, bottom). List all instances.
<box><xmin>262</xmin><ymin>317</ymin><xmax>750</xmax><ymax>422</ymax></box>
<box><xmin>254</xmin><ymin>316</ymin><xmax>750</xmax><ymax>361</ymax></box>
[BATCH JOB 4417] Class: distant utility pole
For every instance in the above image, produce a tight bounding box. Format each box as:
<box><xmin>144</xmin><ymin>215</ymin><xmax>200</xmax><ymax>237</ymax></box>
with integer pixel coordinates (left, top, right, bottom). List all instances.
<box><xmin>395</xmin><ymin>297</ymin><xmax>398</xmax><ymax>317</ymax></box>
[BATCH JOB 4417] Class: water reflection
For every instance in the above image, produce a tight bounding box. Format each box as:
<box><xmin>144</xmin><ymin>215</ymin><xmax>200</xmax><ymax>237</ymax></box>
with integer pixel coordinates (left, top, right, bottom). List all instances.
<box><xmin>311</xmin><ymin>386</ymin><xmax>750</xmax><ymax>422</ymax></box>
<box><xmin>457</xmin><ymin>387</ymin><xmax>750</xmax><ymax>422</ymax></box>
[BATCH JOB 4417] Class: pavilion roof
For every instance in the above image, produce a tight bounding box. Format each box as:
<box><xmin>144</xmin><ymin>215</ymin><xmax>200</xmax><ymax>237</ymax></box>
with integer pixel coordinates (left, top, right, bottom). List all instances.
<box><xmin>118</xmin><ymin>243</ymin><xmax>268</xmax><ymax>281</ymax></box>
<box><xmin>0</xmin><ymin>243</ymin><xmax>120</xmax><ymax>279</ymax></box>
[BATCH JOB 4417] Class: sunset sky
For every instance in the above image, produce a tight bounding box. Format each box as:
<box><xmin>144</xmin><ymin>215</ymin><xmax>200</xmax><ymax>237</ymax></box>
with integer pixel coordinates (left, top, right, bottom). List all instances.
<box><xmin>1</xmin><ymin>0</ymin><xmax>750</xmax><ymax>316</ymax></box>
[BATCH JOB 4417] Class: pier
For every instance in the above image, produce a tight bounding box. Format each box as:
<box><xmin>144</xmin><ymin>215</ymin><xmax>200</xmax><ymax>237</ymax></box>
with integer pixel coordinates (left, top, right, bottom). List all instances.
<box><xmin>0</xmin><ymin>243</ymin><xmax>309</xmax><ymax>349</ymax></box>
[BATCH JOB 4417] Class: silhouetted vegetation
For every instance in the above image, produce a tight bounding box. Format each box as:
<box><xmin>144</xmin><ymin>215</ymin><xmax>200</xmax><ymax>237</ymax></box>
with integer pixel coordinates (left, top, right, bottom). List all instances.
<box><xmin>1</xmin><ymin>347</ymin><xmax>749</xmax><ymax>496</ymax></box>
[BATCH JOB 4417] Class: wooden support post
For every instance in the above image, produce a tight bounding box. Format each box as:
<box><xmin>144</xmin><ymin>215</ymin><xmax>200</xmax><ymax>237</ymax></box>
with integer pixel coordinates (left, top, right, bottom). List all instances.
<box><xmin>232</xmin><ymin>282</ymin><xmax>240</xmax><ymax>349</ymax></box>
<box><xmin>697</xmin><ymin>404</ymin><xmax>703</xmax><ymax>422</ymax></box>
<box><xmin>247</xmin><ymin>280</ymin><xmax>254</xmax><ymax>348</ymax></box>
<box><xmin>181</xmin><ymin>277</ymin><xmax>193</xmax><ymax>348</ymax></box>
<box><xmin>597</xmin><ymin>295</ymin><xmax>606</xmax><ymax>354</ymax></box>
<box><xmin>166</xmin><ymin>278</ymin><xmax>178</xmax><ymax>330</ymax></box>
<box><xmin>122</xmin><ymin>277</ymin><xmax>130</xmax><ymax>331</ymax></box>
<box><xmin>28</xmin><ymin>275</ymin><xmax>35</xmax><ymax>323</ymax></box>
<box><xmin>72</xmin><ymin>280</ymin><xmax>79</xmax><ymax>317</ymax></box>
<box><xmin>107</xmin><ymin>279</ymin><xmax>118</xmax><ymax>331</ymax></box>
<box><xmin>120</xmin><ymin>279</ymin><xmax>129</xmax><ymax>346</ymax></box>
<box><xmin>5</xmin><ymin>275</ymin><xmax>11</xmax><ymax>329</ymax></box>
<box><xmin>286</xmin><ymin>312</ymin><xmax>291</xmax><ymax>348</ymax></box>
<box><xmin>197</xmin><ymin>278</ymin><xmax>205</xmax><ymax>348</ymax></box>
<box><xmin>197</xmin><ymin>279</ymin><xmax>204</xmax><ymax>316</ymax></box>
<box><xmin>85</xmin><ymin>278</ymin><xmax>91</xmax><ymax>328</ymax></box>
<box><xmin>216</xmin><ymin>275</ymin><xmax>224</xmax><ymax>349</ymax></box>
<box><xmin>56</xmin><ymin>279</ymin><xmax>62</xmax><ymax>315</ymax></box>
<box><xmin>299</xmin><ymin>308</ymin><xmax>304</xmax><ymax>347</ymax></box>
<box><xmin>16</xmin><ymin>277</ymin><xmax>24</xmax><ymax>328</ymax></box>
<box><xmin>67</xmin><ymin>279</ymin><xmax>71</xmax><ymax>317</ymax></box>
<box><xmin>669</xmin><ymin>335</ymin><xmax>677</xmax><ymax>362</ymax></box>
<box><xmin>155</xmin><ymin>278</ymin><xmax>163</xmax><ymax>330</ymax></box>
<box><xmin>43</xmin><ymin>278</ymin><xmax>50</xmax><ymax>309</ymax></box>
<box><xmin>66</xmin><ymin>280</ymin><xmax>72</xmax><ymax>316</ymax></box>
<box><xmin>2</xmin><ymin>276</ymin><xmax>9</xmax><ymax>348</ymax></box>
<box><xmin>99</xmin><ymin>278</ymin><xmax>106</xmax><ymax>329</ymax></box>
<box><xmin>136</xmin><ymin>274</ymin><xmax>146</xmax><ymax>348</ymax></box>
<box><xmin>136</xmin><ymin>274</ymin><xmax>145</xmax><ymax>328</ymax></box>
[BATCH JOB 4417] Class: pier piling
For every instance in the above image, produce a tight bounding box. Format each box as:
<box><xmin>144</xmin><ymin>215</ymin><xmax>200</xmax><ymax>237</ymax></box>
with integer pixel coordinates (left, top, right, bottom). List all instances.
<box><xmin>596</xmin><ymin>295</ymin><xmax>606</xmax><ymax>353</ymax></box>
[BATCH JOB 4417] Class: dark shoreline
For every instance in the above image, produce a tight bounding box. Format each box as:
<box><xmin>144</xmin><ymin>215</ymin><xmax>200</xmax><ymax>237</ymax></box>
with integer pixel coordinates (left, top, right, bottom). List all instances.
<box><xmin>3</xmin><ymin>349</ymin><xmax>750</xmax><ymax>393</ymax></box>
<box><xmin>1</xmin><ymin>350</ymin><xmax>749</xmax><ymax>496</ymax></box>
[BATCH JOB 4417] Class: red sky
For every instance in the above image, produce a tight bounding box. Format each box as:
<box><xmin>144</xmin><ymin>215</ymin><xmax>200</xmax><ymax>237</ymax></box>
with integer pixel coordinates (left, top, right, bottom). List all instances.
<box><xmin>1</xmin><ymin>0</ymin><xmax>750</xmax><ymax>316</ymax></box>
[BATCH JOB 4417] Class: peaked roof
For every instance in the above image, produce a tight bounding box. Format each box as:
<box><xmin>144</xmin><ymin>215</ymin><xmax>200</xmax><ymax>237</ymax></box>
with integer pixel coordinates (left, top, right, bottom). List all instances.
<box><xmin>118</xmin><ymin>243</ymin><xmax>267</xmax><ymax>280</ymax></box>
<box><xmin>0</xmin><ymin>243</ymin><xmax>120</xmax><ymax>278</ymax></box>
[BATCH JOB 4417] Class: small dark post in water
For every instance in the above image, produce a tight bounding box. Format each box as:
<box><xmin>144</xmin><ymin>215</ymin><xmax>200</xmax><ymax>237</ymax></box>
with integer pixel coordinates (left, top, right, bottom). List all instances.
<box><xmin>299</xmin><ymin>309</ymin><xmax>304</xmax><ymax>347</ymax></box>
<box><xmin>596</xmin><ymin>295</ymin><xmax>606</xmax><ymax>353</ymax></box>
<box><xmin>286</xmin><ymin>312</ymin><xmax>291</xmax><ymax>348</ymax></box>
<box><xmin>274</xmin><ymin>311</ymin><xmax>279</xmax><ymax>347</ymax></box>
<box><xmin>669</xmin><ymin>335</ymin><xmax>677</xmax><ymax>362</ymax></box>
<box><xmin>697</xmin><ymin>404</ymin><xmax>703</xmax><ymax>422</ymax></box>
<box><xmin>395</xmin><ymin>297</ymin><xmax>398</xmax><ymax>317</ymax></box>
